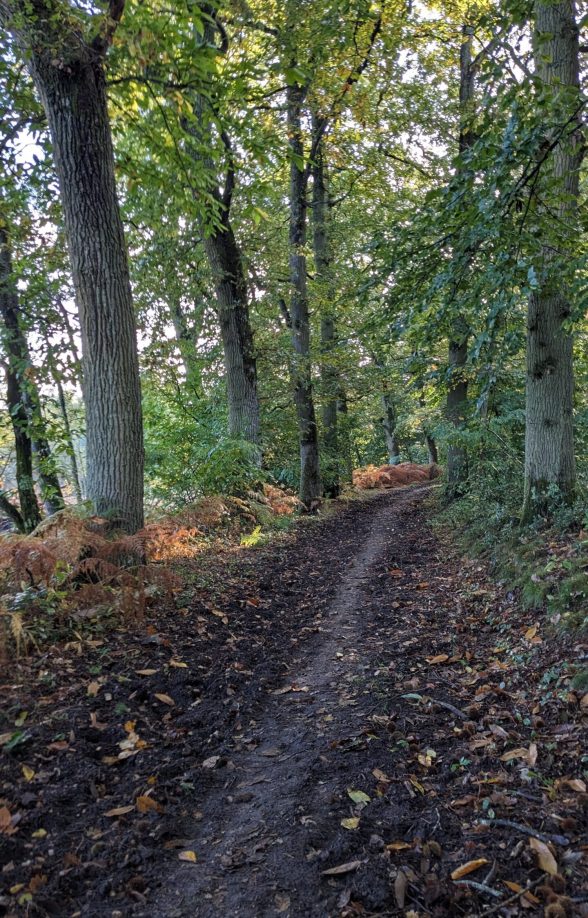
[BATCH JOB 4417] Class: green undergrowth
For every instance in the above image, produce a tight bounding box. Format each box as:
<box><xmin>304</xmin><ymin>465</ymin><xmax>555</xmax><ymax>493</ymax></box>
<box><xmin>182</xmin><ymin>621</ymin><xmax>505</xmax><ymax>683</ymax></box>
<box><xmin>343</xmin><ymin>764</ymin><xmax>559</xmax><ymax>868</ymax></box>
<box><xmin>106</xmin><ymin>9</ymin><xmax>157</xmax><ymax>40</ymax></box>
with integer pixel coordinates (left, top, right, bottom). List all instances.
<box><xmin>432</xmin><ymin>462</ymin><xmax>588</xmax><ymax>648</ymax></box>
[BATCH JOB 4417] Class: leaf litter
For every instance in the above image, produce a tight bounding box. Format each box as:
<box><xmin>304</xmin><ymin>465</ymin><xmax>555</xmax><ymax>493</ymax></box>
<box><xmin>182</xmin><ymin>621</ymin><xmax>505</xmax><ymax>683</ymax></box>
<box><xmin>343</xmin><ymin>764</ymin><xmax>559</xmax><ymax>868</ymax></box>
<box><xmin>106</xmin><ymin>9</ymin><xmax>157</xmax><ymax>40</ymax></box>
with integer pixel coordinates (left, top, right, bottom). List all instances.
<box><xmin>0</xmin><ymin>487</ymin><xmax>585</xmax><ymax>916</ymax></box>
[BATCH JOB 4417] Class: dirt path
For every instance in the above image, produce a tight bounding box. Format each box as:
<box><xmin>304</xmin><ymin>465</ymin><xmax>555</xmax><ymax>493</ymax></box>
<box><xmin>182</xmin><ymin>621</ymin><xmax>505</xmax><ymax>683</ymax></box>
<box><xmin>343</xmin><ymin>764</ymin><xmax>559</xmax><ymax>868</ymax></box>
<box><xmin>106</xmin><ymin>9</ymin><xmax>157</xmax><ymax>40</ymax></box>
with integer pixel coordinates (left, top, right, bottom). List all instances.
<box><xmin>1</xmin><ymin>487</ymin><xmax>586</xmax><ymax>917</ymax></box>
<box><xmin>151</xmin><ymin>486</ymin><xmax>410</xmax><ymax>917</ymax></box>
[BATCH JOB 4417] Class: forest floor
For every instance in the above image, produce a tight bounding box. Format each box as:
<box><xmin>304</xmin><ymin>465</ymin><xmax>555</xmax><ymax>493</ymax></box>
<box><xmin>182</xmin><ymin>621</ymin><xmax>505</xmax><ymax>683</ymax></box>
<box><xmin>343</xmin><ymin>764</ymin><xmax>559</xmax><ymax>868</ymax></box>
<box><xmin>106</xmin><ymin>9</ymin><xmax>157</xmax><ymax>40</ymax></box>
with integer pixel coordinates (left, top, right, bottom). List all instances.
<box><xmin>0</xmin><ymin>485</ymin><xmax>586</xmax><ymax>918</ymax></box>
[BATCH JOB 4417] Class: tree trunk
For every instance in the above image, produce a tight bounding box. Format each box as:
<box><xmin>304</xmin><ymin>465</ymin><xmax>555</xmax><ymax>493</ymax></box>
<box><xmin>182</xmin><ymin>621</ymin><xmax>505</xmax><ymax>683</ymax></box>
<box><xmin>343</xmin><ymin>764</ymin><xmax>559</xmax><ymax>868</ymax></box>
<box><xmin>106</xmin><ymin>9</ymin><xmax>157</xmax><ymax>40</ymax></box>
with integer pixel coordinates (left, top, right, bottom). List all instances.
<box><xmin>46</xmin><ymin>340</ymin><xmax>83</xmax><ymax>503</ymax></box>
<box><xmin>169</xmin><ymin>297</ymin><xmax>203</xmax><ymax>396</ymax></box>
<box><xmin>0</xmin><ymin>2</ymin><xmax>145</xmax><ymax>533</ymax></box>
<box><xmin>202</xmin><ymin>228</ymin><xmax>260</xmax><ymax>445</ymax></box>
<box><xmin>311</xmin><ymin>122</ymin><xmax>340</xmax><ymax>497</ymax></box>
<box><xmin>183</xmin><ymin>9</ymin><xmax>260</xmax><ymax>448</ymax></box>
<box><xmin>522</xmin><ymin>1</ymin><xmax>581</xmax><ymax>520</ymax></box>
<box><xmin>287</xmin><ymin>82</ymin><xmax>321</xmax><ymax>508</ymax></box>
<box><xmin>0</xmin><ymin>226</ymin><xmax>42</xmax><ymax>531</ymax></box>
<box><xmin>446</xmin><ymin>326</ymin><xmax>468</xmax><ymax>492</ymax></box>
<box><xmin>381</xmin><ymin>381</ymin><xmax>401</xmax><ymax>464</ymax></box>
<box><xmin>445</xmin><ymin>25</ymin><xmax>475</xmax><ymax>499</ymax></box>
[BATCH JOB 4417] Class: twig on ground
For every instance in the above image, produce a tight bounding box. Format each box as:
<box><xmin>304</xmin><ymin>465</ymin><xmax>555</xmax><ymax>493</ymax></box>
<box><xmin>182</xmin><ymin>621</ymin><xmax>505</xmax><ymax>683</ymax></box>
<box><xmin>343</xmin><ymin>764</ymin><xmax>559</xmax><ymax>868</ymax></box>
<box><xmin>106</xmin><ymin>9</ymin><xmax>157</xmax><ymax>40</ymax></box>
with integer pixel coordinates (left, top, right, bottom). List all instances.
<box><xmin>481</xmin><ymin>874</ymin><xmax>547</xmax><ymax>916</ymax></box>
<box><xmin>478</xmin><ymin>818</ymin><xmax>569</xmax><ymax>846</ymax></box>
<box><xmin>453</xmin><ymin>879</ymin><xmax>502</xmax><ymax>898</ymax></box>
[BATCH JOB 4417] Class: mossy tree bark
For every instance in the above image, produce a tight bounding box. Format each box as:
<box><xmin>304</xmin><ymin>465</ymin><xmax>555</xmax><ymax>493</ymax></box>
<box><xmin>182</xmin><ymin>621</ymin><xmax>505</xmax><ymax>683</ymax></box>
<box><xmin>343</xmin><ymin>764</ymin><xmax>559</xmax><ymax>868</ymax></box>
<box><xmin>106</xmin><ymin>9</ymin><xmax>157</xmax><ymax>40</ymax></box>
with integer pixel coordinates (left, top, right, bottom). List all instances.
<box><xmin>287</xmin><ymin>81</ymin><xmax>322</xmax><ymax>508</ymax></box>
<box><xmin>0</xmin><ymin>0</ymin><xmax>145</xmax><ymax>533</ymax></box>
<box><xmin>445</xmin><ymin>25</ymin><xmax>475</xmax><ymax>499</ymax></box>
<box><xmin>522</xmin><ymin>1</ymin><xmax>582</xmax><ymax>521</ymax></box>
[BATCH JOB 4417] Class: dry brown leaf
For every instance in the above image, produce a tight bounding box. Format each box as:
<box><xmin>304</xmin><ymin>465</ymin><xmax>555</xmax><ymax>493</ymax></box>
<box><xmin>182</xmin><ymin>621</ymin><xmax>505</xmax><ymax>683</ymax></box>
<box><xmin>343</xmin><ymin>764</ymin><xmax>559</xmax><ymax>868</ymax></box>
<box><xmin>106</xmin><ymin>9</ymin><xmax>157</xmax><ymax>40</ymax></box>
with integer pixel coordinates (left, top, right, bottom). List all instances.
<box><xmin>451</xmin><ymin>858</ymin><xmax>488</xmax><ymax>880</ymax></box>
<box><xmin>394</xmin><ymin>869</ymin><xmax>408</xmax><ymax>908</ymax></box>
<box><xmin>500</xmin><ymin>747</ymin><xmax>530</xmax><ymax>762</ymax></box>
<box><xmin>136</xmin><ymin>669</ymin><xmax>158</xmax><ymax>676</ymax></box>
<box><xmin>565</xmin><ymin>778</ymin><xmax>586</xmax><ymax>793</ymax></box>
<box><xmin>87</xmin><ymin>681</ymin><xmax>100</xmax><ymax>697</ymax></box>
<box><xmin>529</xmin><ymin>837</ymin><xmax>557</xmax><ymax>875</ymax></box>
<box><xmin>169</xmin><ymin>660</ymin><xmax>188</xmax><ymax>668</ymax></box>
<box><xmin>386</xmin><ymin>841</ymin><xmax>412</xmax><ymax>852</ymax></box>
<box><xmin>372</xmin><ymin>767</ymin><xmax>391</xmax><ymax>783</ymax></box>
<box><xmin>426</xmin><ymin>654</ymin><xmax>449</xmax><ymax>665</ymax></box>
<box><xmin>136</xmin><ymin>795</ymin><xmax>164</xmax><ymax>814</ymax></box>
<box><xmin>154</xmin><ymin>693</ymin><xmax>175</xmax><ymax>706</ymax></box>
<box><xmin>105</xmin><ymin>805</ymin><xmax>134</xmax><ymax>817</ymax></box>
<box><xmin>0</xmin><ymin>807</ymin><xmax>11</xmax><ymax>832</ymax></box>
<box><xmin>524</xmin><ymin>626</ymin><xmax>537</xmax><ymax>641</ymax></box>
<box><xmin>321</xmin><ymin>860</ymin><xmax>361</xmax><ymax>876</ymax></box>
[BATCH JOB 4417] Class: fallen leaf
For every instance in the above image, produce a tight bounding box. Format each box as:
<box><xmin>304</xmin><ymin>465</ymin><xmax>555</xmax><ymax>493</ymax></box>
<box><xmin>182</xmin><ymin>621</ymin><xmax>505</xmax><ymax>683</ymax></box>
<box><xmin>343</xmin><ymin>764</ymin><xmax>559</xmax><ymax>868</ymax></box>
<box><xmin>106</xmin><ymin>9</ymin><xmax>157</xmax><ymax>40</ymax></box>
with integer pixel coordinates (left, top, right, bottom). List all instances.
<box><xmin>565</xmin><ymin>778</ymin><xmax>586</xmax><ymax>793</ymax></box>
<box><xmin>500</xmin><ymin>747</ymin><xmax>531</xmax><ymax>763</ymax></box>
<box><xmin>274</xmin><ymin>893</ymin><xmax>291</xmax><ymax>913</ymax></box>
<box><xmin>178</xmin><ymin>850</ymin><xmax>197</xmax><ymax>863</ymax></box>
<box><xmin>504</xmin><ymin>881</ymin><xmax>541</xmax><ymax>905</ymax></box>
<box><xmin>321</xmin><ymin>860</ymin><xmax>361</xmax><ymax>876</ymax></box>
<box><xmin>202</xmin><ymin>756</ymin><xmax>220</xmax><ymax>769</ymax></box>
<box><xmin>386</xmin><ymin>841</ymin><xmax>412</xmax><ymax>851</ymax></box>
<box><xmin>136</xmin><ymin>669</ymin><xmax>158</xmax><ymax>676</ymax></box>
<box><xmin>105</xmin><ymin>805</ymin><xmax>134</xmax><ymax>817</ymax></box>
<box><xmin>426</xmin><ymin>654</ymin><xmax>449</xmax><ymax>665</ymax></box>
<box><xmin>154</xmin><ymin>693</ymin><xmax>175</xmax><ymax>706</ymax></box>
<box><xmin>169</xmin><ymin>660</ymin><xmax>188</xmax><ymax>668</ymax></box>
<box><xmin>87</xmin><ymin>681</ymin><xmax>100</xmax><ymax>697</ymax></box>
<box><xmin>347</xmin><ymin>789</ymin><xmax>370</xmax><ymax>805</ymax></box>
<box><xmin>524</xmin><ymin>626</ymin><xmax>537</xmax><ymax>641</ymax></box>
<box><xmin>395</xmin><ymin>869</ymin><xmax>408</xmax><ymax>908</ymax></box>
<box><xmin>372</xmin><ymin>768</ymin><xmax>391</xmax><ymax>783</ymax></box>
<box><xmin>451</xmin><ymin>858</ymin><xmax>489</xmax><ymax>880</ymax></box>
<box><xmin>31</xmin><ymin>828</ymin><xmax>47</xmax><ymax>838</ymax></box>
<box><xmin>529</xmin><ymin>837</ymin><xmax>557</xmax><ymax>875</ymax></box>
<box><xmin>136</xmin><ymin>795</ymin><xmax>163</xmax><ymax>814</ymax></box>
<box><xmin>0</xmin><ymin>807</ymin><xmax>12</xmax><ymax>831</ymax></box>
<box><xmin>340</xmin><ymin>817</ymin><xmax>360</xmax><ymax>830</ymax></box>
<box><xmin>21</xmin><ymin>765</ymin><xmax>35</xmax><ymax>782</ymax></box>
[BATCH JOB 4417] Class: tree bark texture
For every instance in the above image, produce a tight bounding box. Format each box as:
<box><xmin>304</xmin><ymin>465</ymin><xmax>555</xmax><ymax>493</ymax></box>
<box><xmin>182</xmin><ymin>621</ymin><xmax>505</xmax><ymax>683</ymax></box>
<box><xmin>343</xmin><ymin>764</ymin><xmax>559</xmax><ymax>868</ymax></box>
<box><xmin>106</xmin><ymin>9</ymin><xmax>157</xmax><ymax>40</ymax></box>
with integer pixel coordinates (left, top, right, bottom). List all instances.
<box><xmin>287</xmin><ymin>82</ymin><xmax>321</xmax><ymax>507</ymax></box>
<box><xmin>311</xmin><ymin>124</ymin><xmax>341</xmax><ymax>497</ymax></box>
<box><xmin>381</xmin><ymin>380</ymin><xmax>401</xmax><ymax>464</ymax></box>
<box><xmin>522</xmin><ymin>0</ymin><xmax>581</xmax><ymax>518</ymax></box>
<box><xmin>0</xmin><ymin>226</ymin><xmax>42</xmax><ymax>531</ymax></box>
<box><xmin>0</xmin><ymin>1</ymin><xmax>145</xmax><ymax>532</ymax></box>
<box><xmin>445</xmin><ymin>24</ymin><xmax>475</xmax><ymax>499</ymax></box>
<box><xmin>185</xmin><ymin>9</ymin><xmax>260</xmax><ymax>447</ymax></box>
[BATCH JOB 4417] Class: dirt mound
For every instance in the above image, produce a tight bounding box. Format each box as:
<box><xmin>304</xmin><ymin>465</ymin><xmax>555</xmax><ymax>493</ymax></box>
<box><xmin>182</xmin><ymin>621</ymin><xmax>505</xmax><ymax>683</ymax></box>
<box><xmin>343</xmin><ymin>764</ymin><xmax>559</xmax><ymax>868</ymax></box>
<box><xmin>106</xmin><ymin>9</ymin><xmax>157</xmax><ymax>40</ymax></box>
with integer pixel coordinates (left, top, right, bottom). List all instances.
<box><xmin>353</xmin><ymin>461</ymin><xmax>441</xmax><ymax>490</ymax></box>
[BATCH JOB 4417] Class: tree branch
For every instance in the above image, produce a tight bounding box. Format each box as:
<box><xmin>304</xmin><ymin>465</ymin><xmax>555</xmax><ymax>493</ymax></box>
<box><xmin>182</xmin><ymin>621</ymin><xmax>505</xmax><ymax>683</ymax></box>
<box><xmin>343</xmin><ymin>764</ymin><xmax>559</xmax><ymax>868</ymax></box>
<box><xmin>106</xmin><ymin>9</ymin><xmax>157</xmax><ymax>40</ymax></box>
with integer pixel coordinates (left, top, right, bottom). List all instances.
<box><xmin>92</xmin><ymin>0</ymin><xmax>126</xmax><ymax>56</ymax></box>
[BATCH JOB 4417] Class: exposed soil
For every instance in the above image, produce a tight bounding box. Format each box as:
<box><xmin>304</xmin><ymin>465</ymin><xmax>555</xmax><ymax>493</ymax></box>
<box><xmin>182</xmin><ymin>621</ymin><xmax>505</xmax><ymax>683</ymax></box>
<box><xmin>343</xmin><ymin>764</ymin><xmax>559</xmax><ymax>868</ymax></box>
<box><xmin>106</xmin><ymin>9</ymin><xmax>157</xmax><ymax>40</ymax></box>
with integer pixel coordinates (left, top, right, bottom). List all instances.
<box><xmin>0</xmin><ymin>486</ymin><xmax>586</xmax><ymax>917</ymax></box>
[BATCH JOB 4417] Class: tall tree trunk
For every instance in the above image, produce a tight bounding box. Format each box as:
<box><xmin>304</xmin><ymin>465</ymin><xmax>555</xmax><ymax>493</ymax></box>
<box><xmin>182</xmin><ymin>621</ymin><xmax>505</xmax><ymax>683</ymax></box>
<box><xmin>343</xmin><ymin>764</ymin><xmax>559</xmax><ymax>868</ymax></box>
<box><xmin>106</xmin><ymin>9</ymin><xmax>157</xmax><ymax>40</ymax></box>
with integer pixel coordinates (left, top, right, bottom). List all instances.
<box><xmin>202</xmin><ymin>227</ymin><xmax>260</xmax><ymax>445</ymax></box>
<box><xmin>31</xmin><ymin>419</ymin><xmax>65</xmax><ymax>515</ymax></box>
<box><xmin>0</xmin><ymin>1</ymin><xmax>145</xmax><ymax>533</ymax></box>
<box><xmin>381</xmin><ymin>380</ymin><xmax>401</xmax><ymax>464</ymax></box>
<box><xmin>0</xmin><ymin>225</ymin><xmax>42</xmax><ymax>531</ymax></box>
<box><xmin>311</xmin><ymin>122</ymin><xmax>340</xmax><ymax>497</ymax></box>
<box><xmin>522</xmin><ymin>1</ymin><xmax>581</xmax><ymax>520</ymax></box>
<box><xmin>45</xmin><ymin>340</ymin><xmax>83</xmax><ymax>503</ymax></box>
<box><xmin>169</xmin><ymin>296</ymin><xmax>203</xmax><ymax>396</ymax></box>
<box><xmin>287</xmin><ymin>81</ymin><xmax>321</xmax><ymax>507</ymax></box>
<box><xmin>184</xmin><ymin>8</ymin><xmax>260</xmax><ymax>447</ymax></box>
<box><xmin>445</xmin><ymin>24</ymin><xmax>475</xmax><ymax>499</ymax></box>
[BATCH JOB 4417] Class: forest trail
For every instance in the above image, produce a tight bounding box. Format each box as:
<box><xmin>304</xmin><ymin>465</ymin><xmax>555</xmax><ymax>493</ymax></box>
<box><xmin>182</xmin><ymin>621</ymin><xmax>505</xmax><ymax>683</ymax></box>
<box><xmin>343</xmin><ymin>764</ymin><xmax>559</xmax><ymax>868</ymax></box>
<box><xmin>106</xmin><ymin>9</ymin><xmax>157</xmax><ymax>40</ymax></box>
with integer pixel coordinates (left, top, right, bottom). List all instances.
<box><xmin>1</xmin><ymin>487</ymin><xmax>585</xmax><ymax>917</ymax></box>
<box><xmin>151</xmin><ymin>487</ymin><xmax>415</xmax><ymax>918</ymax></box>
